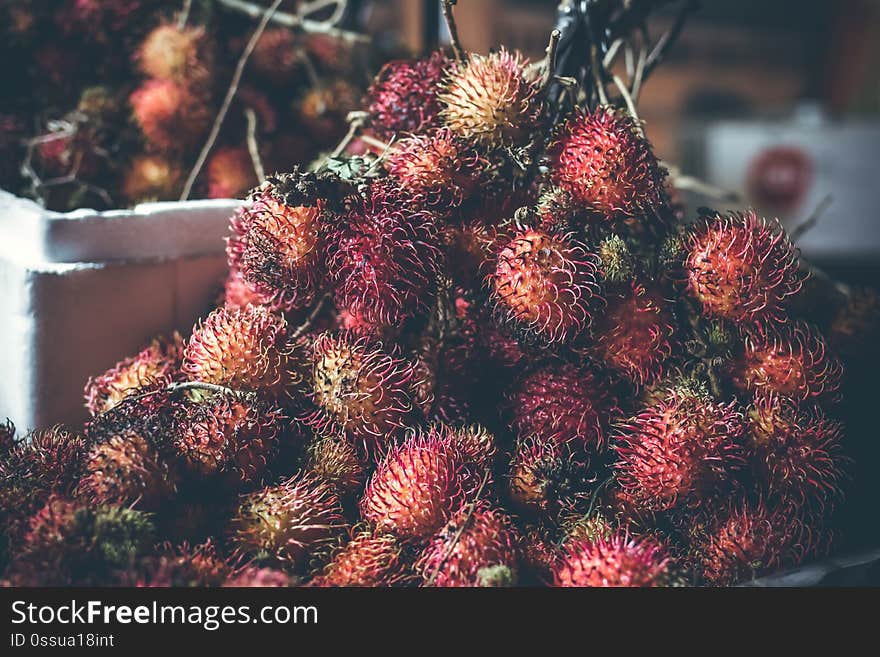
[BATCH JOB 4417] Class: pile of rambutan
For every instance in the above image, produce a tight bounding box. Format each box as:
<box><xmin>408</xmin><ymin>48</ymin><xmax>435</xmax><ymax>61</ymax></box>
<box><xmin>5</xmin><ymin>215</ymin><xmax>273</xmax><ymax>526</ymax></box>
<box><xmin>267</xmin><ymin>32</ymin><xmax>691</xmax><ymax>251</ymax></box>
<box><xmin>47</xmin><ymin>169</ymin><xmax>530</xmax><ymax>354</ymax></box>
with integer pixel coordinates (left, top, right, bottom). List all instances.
<box><xmin>1</xmin><ymin>3</ymin><xmax>874</xmax><ymax>588</ymax></box>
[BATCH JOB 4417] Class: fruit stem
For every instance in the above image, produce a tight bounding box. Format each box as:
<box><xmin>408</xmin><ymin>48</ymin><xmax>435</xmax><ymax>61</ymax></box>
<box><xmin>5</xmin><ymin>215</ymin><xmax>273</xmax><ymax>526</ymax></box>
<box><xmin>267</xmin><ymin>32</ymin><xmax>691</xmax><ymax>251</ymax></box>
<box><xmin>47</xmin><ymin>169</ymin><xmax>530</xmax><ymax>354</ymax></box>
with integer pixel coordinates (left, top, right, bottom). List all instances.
<box><xmin>441</xmin><ymin>0</ymin><xmax>465</xmax><ymax>62</ymax></box>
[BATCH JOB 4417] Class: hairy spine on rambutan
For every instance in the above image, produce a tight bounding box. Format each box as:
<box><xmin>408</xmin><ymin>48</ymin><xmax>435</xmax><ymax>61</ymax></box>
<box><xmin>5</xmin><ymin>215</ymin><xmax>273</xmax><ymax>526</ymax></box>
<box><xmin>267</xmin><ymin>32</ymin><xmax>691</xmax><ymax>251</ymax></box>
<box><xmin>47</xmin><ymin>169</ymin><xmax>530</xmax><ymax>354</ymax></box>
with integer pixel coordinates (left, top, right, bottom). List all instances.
<box><xmin>182</xmin><ymin>305</ymin><xmax>294</xmax><ymax>400</ymax></box>
<box><xmin>684</xmin><ymin>211</ymin><xmax>802</xmax><ymax>324</ymax></box>
<box><xmin>174</xmin><ymin>394</ymin><xmax>283</xmax><ymax>487</ymax></box>
<box><xmin>327</xmin><ymin>186</ymin><xmax>441</xmax><ymax>328</ymax></box>
<box><xmin>365</xmin><ymin>50</ymin><xmax>451</xmax><ymax>140</ymax></box>
<box><xmin>439</xmin><ymin>48</ymin><xmax>543</xmax><ymax>148</ymax></box>
<box><xmin>228</xmin><ymin>471</ymin><xmax>347</xmax><ymax>571</ymax></box>
<box><xmin>84</xmin><ymin>333</ymin><xmax>184</xmax><ymax>415</ymax></box>
<box><xmin>307</xmin><ymin>332</ymin><xmax>418</xmax><ymax>457</ymax></box>
<box><xmin>306</xmin><ymin>435</ymin><xmax>367</xmax><ymax>498</ymax></box>
<box><xmin>547</xmin><ymin>106</ymin><xmax>667</xmax><ymax>224</ymax></box>
<box><xmin>416</xmin><ymin>502</ymin><xmax>519</xmax><ymax>587</ymax></box>
<box><xmin>386</xmin><ymin>129</ymin><xmax>483</xmax><ymax>210</ymax></box>
<box><xmin>591</xmin><ymin>283</ymin><xmax>677</xmax><ymax>385</ymax></box>
<box><xmin>551</xmin><ymin>531</ymin><xmax>678</xmax><ymax>587</ymax></box>
<box><xmin>359</xmin><ymin>430</ymin><xmax>477</xmax><ymax>541</ymax></box>
<box><xmin>746</xmin><ymin>393</ymin><xmax>847</xmax><ymax>511</ymax></box>
<box><xmin>507</xmin><ymin>436</ymin><xmax>578</xmax><ymax>518</ymax></box>
<box><xmin>506</xmin><ymin>362</ymin><xmax>618</xmax><ymax>451</ymax></box>
<box><xmin>310</xmin><ymin>530</ymin><xmax>412</xmax><ymax>587</ymax></box>
<box><xmin>490</xmin><ymin>225</ymin><xmax>602</xmax><ymax>345</ymax></box>
<box><xmin>732</xmin><ymin>321</ymin><xmax>843</xmax><ymax>402</ymax></box>
<box><xmin>614</xmin><ymin>391</ymin><xmax>746</xmax><ymax>512</ymax></box>
<box><xmin>134</xmin><ymin>541</ymin><xmax>232</xmax><ymax>587</ymax></box>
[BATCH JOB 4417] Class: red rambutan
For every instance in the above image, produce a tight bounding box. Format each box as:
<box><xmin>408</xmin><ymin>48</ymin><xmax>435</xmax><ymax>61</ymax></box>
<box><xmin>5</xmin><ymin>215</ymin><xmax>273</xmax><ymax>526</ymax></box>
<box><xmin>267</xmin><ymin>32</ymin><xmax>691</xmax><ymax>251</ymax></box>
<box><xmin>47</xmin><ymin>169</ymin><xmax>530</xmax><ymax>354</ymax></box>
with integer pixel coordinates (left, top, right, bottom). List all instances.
<box><xmin>136</xmin><ymin>541</ymin><xmax>231</xmax><ymax>588</ymax></box>
<box><xmin>438</xmin><ymin>49</ymin><xmax>543</xmax><ymax>148</ymax></box>
<box><xmin>207</xmin><ymin>146</ymin><xmax>258</xmax><ymax>200</ymax></box>
<box><xmin>506</xmin><ymin>362</ymin><xmax>618</xmax><ymax>451</ymax></box>
<box><xmin>552</xmin><ymin>531</ymin><xmax>677</xmax><ymax>587</ymax></box>
<box><xmin>228</xmin><ymin>471</ymin><xmax>347</xmax><ymax>570</ymax></box>
<box><xmin>614</xmin><ymin>390</ymin><xmax>746</xmax><ymax>512</ymax></box>
<box><xmin>250</xmin><ymin>27</ymin><xmax>301</xmax><ymax>82</ymax></box>
<box><xmin>416</xmin><ymin>502</ymin><xmax>519</xmax><ymax>587</ymax></box>
<box><xmin>220</xmin><ymin>268</ymin><xmax>272</xmax><ymax>310</ymax></box>
<box><xmin>130</xmin><ymin>79</ymin><xmax>211</xmax><ymax>151</ymax></box>
<box><xmin>490</xmin><ymin>226</ymin><xmax>602</xmax><ymax>345</ymax></box>
<box><xmin>307</xmin><ymin>332</ymin><xmax>417</xmax><ymax>457</ymax></box>
<box><xmin>310</xmin><ymin>530</ymin><xmax>412</xmax><ymax>587</ymax></box>
<box><xmin>591</xmin><ymin>283</ymin><xmax>677</xmax><ymax>385</ymax></box>
<box><xmin>224</xmin><ymin>566</ymin><xmax>292</xmax><ymax>587</ymax></box>
<box><xmin>731</xmin><ymin>321</ymin><xmax>843</xmax><ymax>402</ymax></box>
<box><xmin>684</xmin><ymin>211</ymin><xmax>802</xmax><ymax>324</ymax></box>
<box><xmin>365</xmin><ymin>50</ymin><xmax>450</xmax><ymax>140</ymax></box>
<box><xmin>547</xmin><ymin>106</ymin><xmax>667</xmax><ymax>223</ymax></box>
<box><xmin>327</xmin><ymin>186</ymin><xmax>441</xmax><ymax>328</ymax></box>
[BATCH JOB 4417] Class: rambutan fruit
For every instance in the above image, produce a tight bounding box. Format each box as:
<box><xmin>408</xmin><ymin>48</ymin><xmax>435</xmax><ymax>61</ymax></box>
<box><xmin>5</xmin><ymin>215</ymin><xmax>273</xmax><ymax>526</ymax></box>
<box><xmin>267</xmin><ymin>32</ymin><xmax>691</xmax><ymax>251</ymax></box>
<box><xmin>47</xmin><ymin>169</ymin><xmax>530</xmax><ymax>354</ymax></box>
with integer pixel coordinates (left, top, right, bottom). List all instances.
<box><xmin>130</xmin><ymin>79</ymin><xmax>211</xmax><ymax>152</ymax></box>
<box><xmin>365</xmin><ymin>50</ymin><xmax>451</xmax><ymax>140</ymax></box>
<box><xmin>385</xmin><ymin>129</ymin><xmax>483</xmax><ymax>209</ymax></box>
<box><xmin>438</xmin><ymin>49</ymin><xmax>543</xmax><ymax>149</ymax></box>
<box><xmin>136</xmin><ymin>541</ymin><xmax>231</xmax><ymax>587</ymax></box>
<box><xmin>360</xmin><ymin>430</ymin><xmax>477</xmax><ymax>541</ymax></box>
<box><xmin>688</xmin><ymin>498</ymin><xmax>812</xmax><ymax>586</ymax></box>
<box><xmin>327</xmin><ymin>186</ymin><xmax>441</xmax><ymax>328</ymax></box>
<box><xmin>613</xmin><ymin>390</ymin><xmax>746</xmax><ymax>512</ymax></box>
<box><xmin>207</xmin><ymin>146</ymin><xmax>258</xmax><ymax>199</ymax></box>
<box><xmin>440</xmin><ymin>424</ymin><xmax>498</xmax><ymax>471</ymax></box>
<box><xmin>746</xmin><ymin>393</ymin><xmax>847</xmax><ymax>511</ymax></box>
<box><xmin>443</xmin><ymin>219</ymin><xmax>498</xmax><ymax>289</ymax></box>
<box><xmin>518</xmin><ymin>528</ymin><xmax>557</xmax><ymax>585</ymax></box>
<box><xmin>684</xmin><ymin>211</ymin><xmax>802</xmax><ymax>324</ymax></box>
<box><xmin>489</xmin><ymin>226</ymin><xmax>602</xmax><ymax>345</ymax></box>
<box><xmin>310</xmin><ymin>530</ymin><xmax>412</xmax><ymax>587</ymax></box>
<box><xmin>307</xmin><ymin>332</ymin><xmax>418</xmax><ymax>457</ymax></box>
<box><xmin>597</xmin><ymin>234</ymin><xmax>637</xmax><ymax>285</ymax></box>
<box><xmin>77</xmin><ymin>430</ymin><xmax>175</xmax><ymax>509</ymax></box>
<box><xmin>534</xmin><ymin>186</ymin><xmax>582</xmax><ymax>233</ymax></box>
<box><xmin>221</xmin><ymin>268</ymin><xmax>272</xmax><ymax>310</ymax></box>
<box><xmin>11</xmin><ymin>497</ymin><xmax>154</xmax><ymax>586</ymax></box>
<box><xmin>182</xmin><ymin>304</ymin><xmax>294</xmax><ymax>400</ymax></box>
<box><xmin>250</xmin><ymin>27</ymin><xmax>301</xmax><ymax>82</ymax></box>
<box><xmin>228</xmin><ymin>471</ymin><xmax>346</xmax><ymax>570</ymax></box>
<box><xmin>731</xmin><ymin>321</ymin><xmax>843</xmax><ymax>402</ymax></box>
<box><xmin>84</xmin><ymin>333</ymin><xmax>184</xmax><ymax>415</ymax></box>
<box><xmin>547</xmin><ymin>106</ymin><xmax>667</xmax><ymax>223</ymax></box>
<box><xmin>506</xmin><ymin>362</ymin><xmax>618</xmax><ymax>450</ymax></box>
<box><xmin>226</xmin><ymin>177</ymin><xmax>327</xmax><ymax>312</ymax></box>
<box><xmin>136</xmin><ymin>22</ymin><xmax>213</xmax><ymax>83</ymax></box>
<box><xmin>297</xmin><ymin>80</ymin><xmax>359</xmax><ymax>144</ymax></box>
<box><xmin>416</xmin><ymin>502</ymin><xmax>520</xmax><ymax>587</ymax></box>
<box><xmin>174</xmin><ymin>394</ymin><xmax>283</xmax><ymax>487</ymax></box>
<box><xmin>591</xmin><ymin>283</ymin><xmax>677</xmax><ymax>385</ymax></box>
<box><xmin>507</xmin><ymin>436</ymin><xmax>582</xmax><ymax>518</ymax></box>
<box><xmin>224</xmin><ymin>566</ymin><xmax>292</xmax><ymax>587</ymax></box>
<box><xmin>551</xmin><ymin>532</ymin><xmax>678</xmax><ymax>587</ymax></box>
<box><xmin>306</xmin><ymin>434</ymin><xmax>367</xmax><ymax>498</ymax></box>
<box><xmin>122</xmin><ymin>154</ymin><xmax>184</xmax><ymax>203</ymax></box>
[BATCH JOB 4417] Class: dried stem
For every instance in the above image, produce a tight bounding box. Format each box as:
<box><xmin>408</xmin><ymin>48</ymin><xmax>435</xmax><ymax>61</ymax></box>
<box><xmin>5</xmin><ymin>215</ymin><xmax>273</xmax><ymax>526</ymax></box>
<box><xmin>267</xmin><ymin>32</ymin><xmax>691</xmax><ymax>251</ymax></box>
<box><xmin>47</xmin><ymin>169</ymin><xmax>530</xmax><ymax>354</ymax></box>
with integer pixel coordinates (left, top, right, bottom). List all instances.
<box><xmin>590</xmin><ymin>44</ymin><xmax>609</xmax><ymax>106</ymax></box>
<box><xmin>664</xmin><ymin>163</ymin><xmax>741</xmax><ymax>203</ymax></box>
<box><xmin>326</xmin><ymin>111</ymin><xmax>367</xmax><ymax>161</ymax></box>
<box><xmin>180</xmin><ymin>0</ymin><xmax>283</xmax><ymax>200</ymax></box>
<box><xmin>612</xmin><ymin>74</ymin><xmax>640</xmax><ymax>126</ymax></box>
<box><xmin>642</xmin><ymin>0</ymin><xmax>698</xmax><ymax>82</ymax></box>
<box><xmin>441</xmin><ymin>0</ymin><xmax>465</xmax><ymax>62</ymax></box>
<box><xmin>791</xmin><ymin>194</ymin><xmax>833</xmax><ymax>242</ymax></box>
<box><xmin>177</xmin><ymin>0</ymin><xmax>193</xmax><ymax>28</ymax></box>
<box><xmin>167</xmin><ymin>381</ymin><xmax>240</xmax><ymax>397</ymax></box>
<box><xmin>244</xmin><ymin>108</ymin><xmax>265</xmax><ymax>181</ymax></box>
<box><xmin>216</xmin><ymin>0</ymin><xmax>369</xmax><ymax>44</ymax></box>
<box><xmin>541</xmin><ymin>29</ymin><xmax>561</xmax><ymax>90</ymax></box>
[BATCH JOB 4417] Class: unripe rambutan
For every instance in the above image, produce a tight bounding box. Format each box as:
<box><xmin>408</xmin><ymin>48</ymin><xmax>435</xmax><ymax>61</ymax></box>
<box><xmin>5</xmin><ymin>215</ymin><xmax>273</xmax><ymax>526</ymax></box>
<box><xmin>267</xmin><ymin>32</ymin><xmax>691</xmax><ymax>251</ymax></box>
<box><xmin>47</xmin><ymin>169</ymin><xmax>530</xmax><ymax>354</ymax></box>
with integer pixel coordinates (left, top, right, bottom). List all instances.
<box><xmin>552</xmin><ymin>532</ymin><xmax>678</xmax><ymax>587</ymax></box>
<box><xmin>229</xmin><ymin>471</ymin><xmax>346</xmax><ymax>570</ymax></box>
<box><xmin>12</xmin><ymin>498</ymin><xmax>154</xmax><ymax>586</ymax></box>
<box><xmin>490</xmin><ymin>226</ymin><xmax>602</xmax><ymax>345</ymax></box>
<box><xmin>684</xmin><ymin>211</ymin><xmax>802</xmax><ymax>324</ymax></box>
<box><xmin>136</xmin><ymin>541</ymin><xmax>231</xmax><ymax>587</ymax></box>
<box><xmin>746</xmin><ymin>393</ymin><xmax>847</xmax><ymax>510</ymax></box>
<box><xmin>327</xmin><ymin>186</ymin><xmax>441</xmax><ymax>328</ymax></box>
<box><xmin>77</xmin><ymin>430</ymin><xmax>175</xmax><ymax>509</ymax></box>
<box><xmin>547</xmin><ymin>107</ymin><xmax>667</xmax><ymax>223</ymax></box>
<box><xmin>310</xmin><ymin>530</ymin><xmax>412</xmax><ymax>587</ymax></box>
<box><xmin>416</xmin><ymin>502</ymin><xmax>519</xmax><ymax>587</ymax></box>
<box><xmin>183</xmin><ymin>305</ymin><xmax>294</xmax><ymax>400</ymax></box>
<box><xmin>137</xmin><ymin>22</ymin><xmax>213</xmax><ymax>83</ymax></box>
<box><xmin>306</xmin><ymin>435</ymin><xmax>367</xmax><ymax>498</ymax></box>
<box><xmin>207</xmin><ymin>146</ymin><xmax>257</xmax><ymax>199</ymax></box>
<box><xmin>534</xmin><ymin>186</ymin><xmax>581</xmax><ymax>233</ymax></box>
<box><xmin>174</xmin><ymin>394</ymin><xmax>283</xmax><ymax>487</ymax></box>
<box><xmin>122</xmin><ymin>154</ymin><xmax>184</xmax><ymax>203</ymax></box>
<box><xmin>130</xmin><ymin>79</ymin><xmax>211</xmax><ymax>151</ymax></box>
<box><xmin>85</xmin><ymin>333</ymin><xmax>184</xmax><ymax>415</ymax></box>
<box><xmin>731</xmin><ymin>322</ymin><xmax>843</xmax><ymax>402</ymax></box>
<box><xmin>688</xmin><ymin>498</ymin><xmax>812</xmax><ymax>586</ymax></box>
<box><xmin>597</xmin><ymin>234</ymin><xmax>637</xmax><ymax>285</ymax></box>
<box><xmin>307</xmin><ymin>332</ymin><xmax>417</xmax><ymax>457</ymax></box>
<box><xmin>365</xmin><ymin>50</ymin><xmax>451</xmax><ymax>140</ymax></box>
<box><xmin>224</xmin><ymin>566</ymin><xmax>292</xmax><ymax>587</ymax></box>
<box><xmin>614</xmin><ymin>391</ymin><xmax>746</xmax><ymax>512</ymax></box>
<box><xmin>386</xmin><ymin>129</ymin><xmax>482</xmax><ymax>209</ymax></box>
<box><xmin>360</xmin><ymin>430</ymin><xmax>477</xmax><ymax>541</ymax></box>
<box><xmin>591</xmin><ymin>283</ymin><xmax>677</xmax><ymax>385</ymax></box>
<box><xmin>227</xmin><ymin>178</ymin><xmax>326</xmax><ymax>312</ymax></box>
<box><xmin>439</xmin><ymin>49</ymin><xmax>542</xmax><ymax>148</ymax></box>
<box><xmin>506</xmin><ymin>362</ymin><xmax>618</xmax><ymax>450</ymax></box>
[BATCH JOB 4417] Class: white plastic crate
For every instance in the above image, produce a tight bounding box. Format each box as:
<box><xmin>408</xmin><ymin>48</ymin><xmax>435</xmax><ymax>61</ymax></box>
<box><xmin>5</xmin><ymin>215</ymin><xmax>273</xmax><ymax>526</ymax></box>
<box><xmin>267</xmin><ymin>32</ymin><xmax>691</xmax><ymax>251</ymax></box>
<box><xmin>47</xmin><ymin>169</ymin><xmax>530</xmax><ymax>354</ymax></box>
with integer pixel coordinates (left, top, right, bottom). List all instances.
<box><xmin>0</xmin><ymin>191</ymin><xmax>241</xmax><ymax>432</ymax></box>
